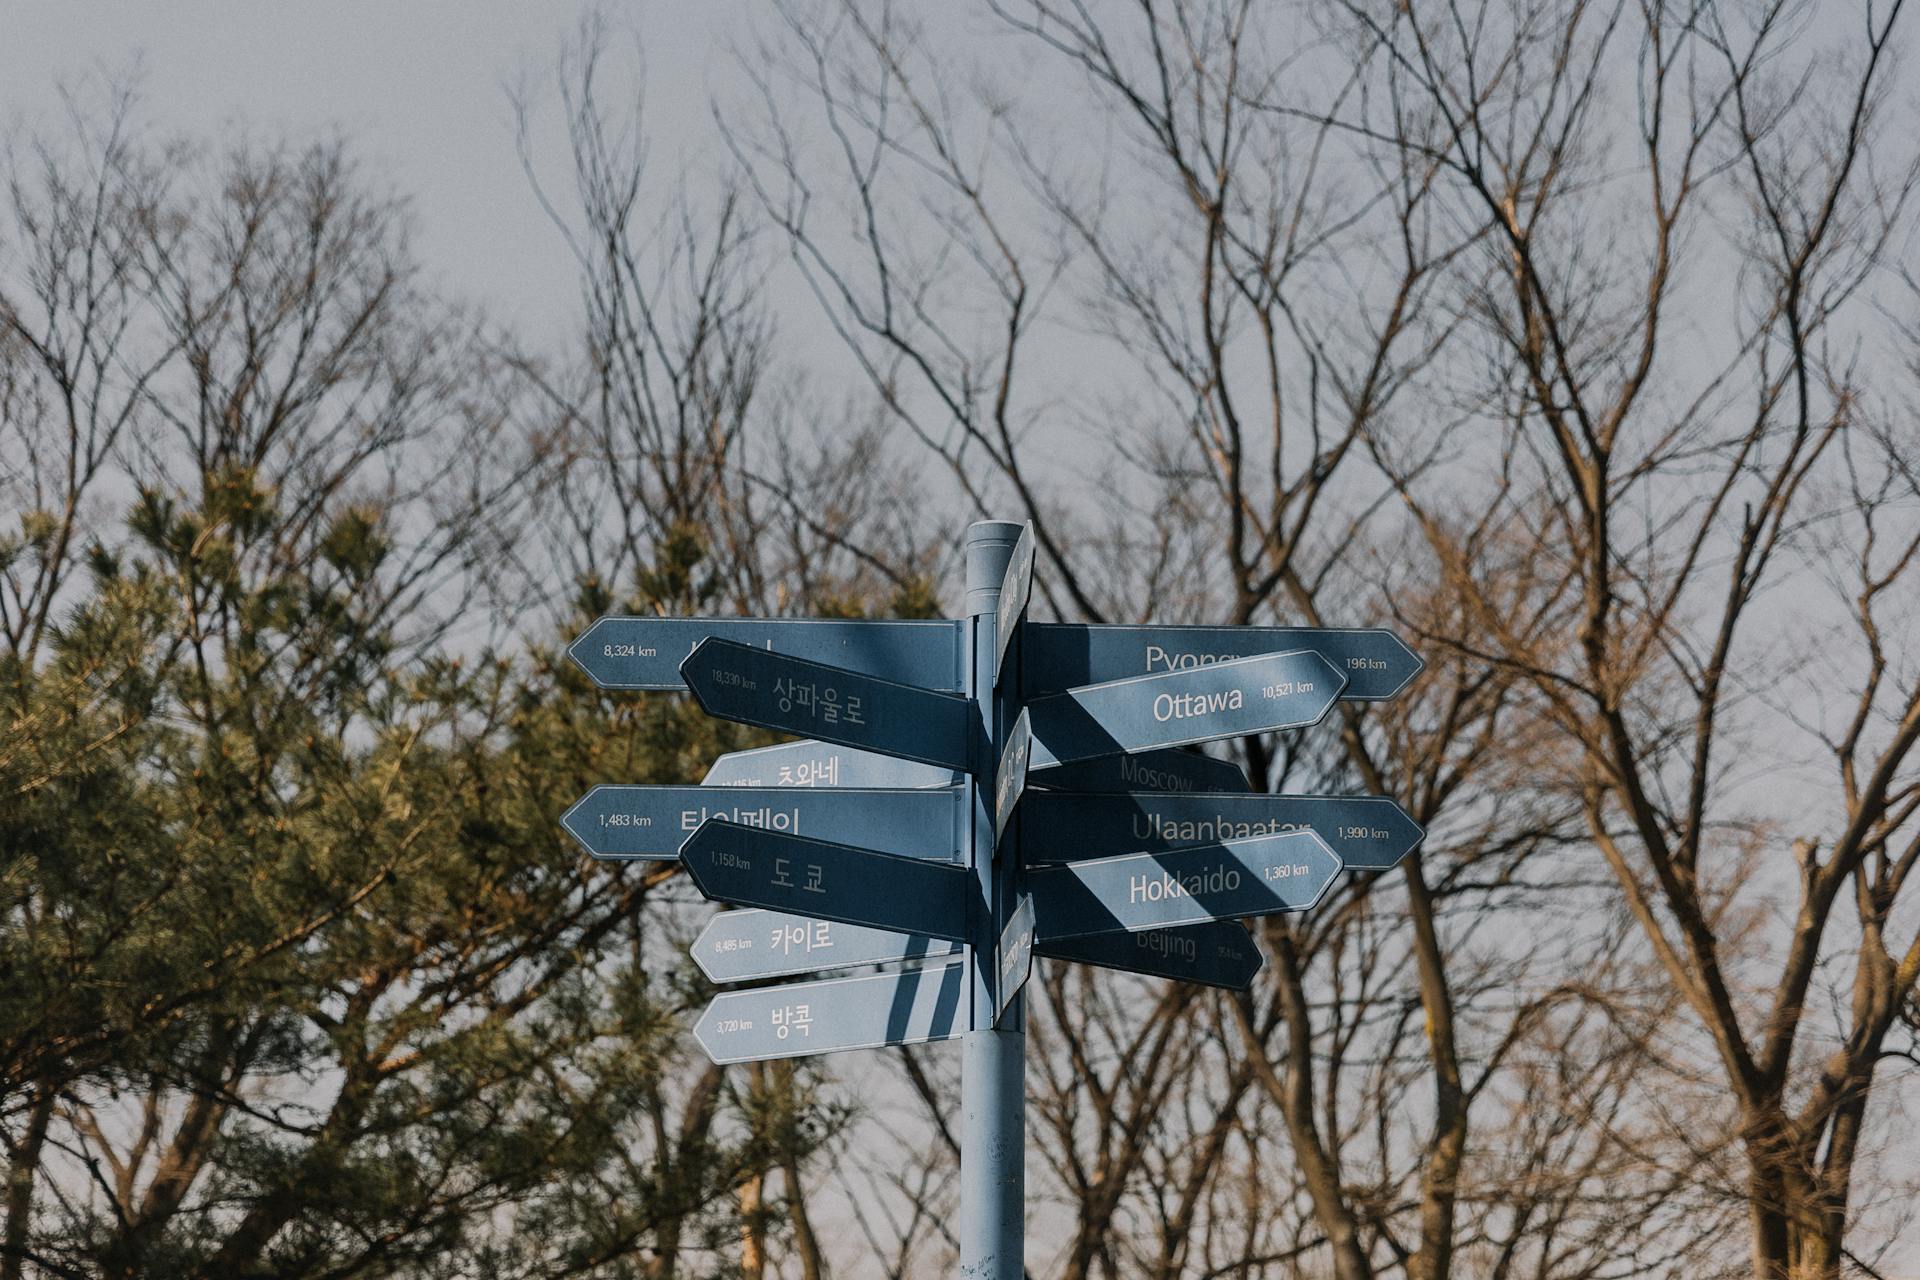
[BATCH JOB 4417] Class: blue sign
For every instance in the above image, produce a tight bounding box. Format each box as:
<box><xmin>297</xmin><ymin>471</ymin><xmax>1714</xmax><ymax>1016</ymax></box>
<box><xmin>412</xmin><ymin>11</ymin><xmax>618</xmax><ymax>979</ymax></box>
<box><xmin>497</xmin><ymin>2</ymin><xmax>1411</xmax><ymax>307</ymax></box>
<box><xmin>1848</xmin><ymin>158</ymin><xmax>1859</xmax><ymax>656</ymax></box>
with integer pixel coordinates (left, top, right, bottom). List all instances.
<box><xmin>681</xmin><ymin>820</ymin><xmax>970</xmax><ymax>941</ymax></box>
<box><xmin>1025</xmin><ymin>624</ymin><xmax>1422</xmax><ymax>701</ymax></box>
<box><xmin>561</xmin><ymin>785</ymin><xmax>963</xmax><ymax>860</ymax></box>
<box><xmin>1021</xmin><ymin>791</ymin><xmax>1423</xmax><ymax>871</ymax></box>
<box><xmin>1026</xmin><ymin>650</ymin><xmax>1345</xmax><ymax>767</ymax></box>
<box><xmin>1036</xmin><ymin>919</ymin><xmax>1264</xmax><ymax>990</ymax></box>
<box><xmin>994</xmin><ymin>522</ymin><xmax>1034</xmax><ymax>685</ymax></box>
<box><xmin>1029</xmin><ymin>829</ymin><xmax>1342</xmax><ymax>939</ymax></box>
<box><xmin>1031</xmin><ymin>748</ymin><xmax>1248</xmax><ymax>794</ymax></box>
<box><xmin>683</xmin><ymin>639</ymin><xmax>975</xmax><ymax>771</ymax></box>
<box><xmin>994</xmin><ymin>894</ymin><xmax>1036</xmax><ymax>1025</ymax></box>
<box><xmin>702</xmin><ymin>740</ymin><xmax>961</xmax><ymax>789</ymax></box>
<box><xmin>692</xmin><ymin>908</ymin><xmax>962</xmax><ymax>983</ymax></box>
<box><xmin>993</xmin><ymin>709</ymin><xmax>1031</xmax><ymax>845</ymax></box>
<box><xmin>570</xmin><ymin>616</ymin><xmax>963</xmax><ymax>691</ymax></box>
<box><xmin>692</xmin><ymin>959</ymin><xmax>969</xmax><ymax>1064</ymax></box>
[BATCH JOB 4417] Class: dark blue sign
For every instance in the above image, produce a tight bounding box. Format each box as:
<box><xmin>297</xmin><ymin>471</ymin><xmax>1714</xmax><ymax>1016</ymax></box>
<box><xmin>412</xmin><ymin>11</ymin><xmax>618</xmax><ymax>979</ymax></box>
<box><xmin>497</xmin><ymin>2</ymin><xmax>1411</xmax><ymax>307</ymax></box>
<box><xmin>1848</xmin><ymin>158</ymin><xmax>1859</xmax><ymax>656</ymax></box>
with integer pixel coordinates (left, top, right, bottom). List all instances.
<box><xmin>571</xmin><ymin>616</ymin><xmax>963</xmax><ymax>691</ymax></box>
<box><xmin>561</xmin><ymin>785</ymin><xmax>963</xmax><ymax>861</ymax></box>
<box><xmin>702</xmin><ymin>740</ymin><xmax>961</xmax><ymax>790</ymax></box>
<box><xmin>1025</xmin><ymin>624</ymin><xmax>1422</xmax><ymax>701</ymax></box>
<box><xmin>993</xmin><ymin>709</ymin><xmax>1031</xmax><ymax>845</ymax></box>
<box><xmin>994</xmin><ymin>522</ymin><xmax>1034</xmax><ymax>685</ymax></box>
<box><xmin>681</xmin><ymin>820</ymin><xmax>970</xmax><ymax>941</ymax></box>
<box><xmin>1026</xmin><ymin>650</ymin><xmax>1345</xmax><ymax>767</ymax></box>
<box><xmin>1029</xmin><ymin>830</ymin><xmax>1342</xmax><ymax>939</ymax></box>
<box><xmin>1031</xmin><ymin>748</ymin><xmax>1248</xmax><ymax>794</ymax></box>
<box><xmin>1021</xmin><ymin>791</ymin><xmax>1423</xmax><ymax>871</ymax></box>
<box><xmin>692</xmin><ymin>959</ymin><xmax>969</xmax><ymax>1064</ymax></box>
<box><xmin>1037</xmin><ymin>919</ymin><xmax>1264</xmax><ymax>990</ymax></box>
<box><xmin>692</xmin><ymin>908</ymin><xmax>962</xmax><ymax>983</ymax></box>
<box><xmin>994</xmin><ymin>894</ymin><xmax>1036</xmax><ymax>1025</ymax></box>
<box><xmin>683</xmin><ymin>639</ymin><xmax>975</xmax><ymax>771</ymax></box>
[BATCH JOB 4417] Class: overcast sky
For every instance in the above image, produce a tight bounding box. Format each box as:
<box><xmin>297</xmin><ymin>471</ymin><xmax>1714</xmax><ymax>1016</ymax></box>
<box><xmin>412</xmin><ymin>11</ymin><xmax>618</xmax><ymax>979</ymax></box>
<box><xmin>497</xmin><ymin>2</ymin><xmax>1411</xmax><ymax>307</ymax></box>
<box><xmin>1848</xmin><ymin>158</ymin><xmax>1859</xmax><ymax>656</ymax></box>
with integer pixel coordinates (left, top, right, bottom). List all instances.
<box><xmin>2</xmin><ymin>2</ymin><xmax>735</xmax><ymax>348</ymax></box>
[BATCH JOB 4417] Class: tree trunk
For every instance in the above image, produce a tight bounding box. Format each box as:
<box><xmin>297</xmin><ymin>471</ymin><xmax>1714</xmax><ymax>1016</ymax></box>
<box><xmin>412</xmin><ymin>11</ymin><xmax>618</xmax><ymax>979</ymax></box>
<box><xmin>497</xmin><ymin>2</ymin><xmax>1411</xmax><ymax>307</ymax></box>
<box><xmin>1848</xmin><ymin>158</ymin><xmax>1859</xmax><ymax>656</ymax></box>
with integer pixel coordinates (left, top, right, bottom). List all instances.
<box><xmin>1237</xmin><ymin>935</ymin><xmax>1374</xmax><ymax>1280</ymax></box>
<box><xmin>1403</xmin><ymin>854</ymin><xmax>1467</xmax><ymax>1280</ymax></box>
<box><xmin>739</xmin><ymin>1172</ymin><xmax>766</xmax><ymax>1280</ymax></box>
<box><xmin>783</xmin><ymin>1150</ymin><xmax>825</xmax><ymax>1280</ymax></box>
<box><xmin>1</xmin><ymin>1080</ymin><xmax>54</xmax><ymax>1280</ymax></box>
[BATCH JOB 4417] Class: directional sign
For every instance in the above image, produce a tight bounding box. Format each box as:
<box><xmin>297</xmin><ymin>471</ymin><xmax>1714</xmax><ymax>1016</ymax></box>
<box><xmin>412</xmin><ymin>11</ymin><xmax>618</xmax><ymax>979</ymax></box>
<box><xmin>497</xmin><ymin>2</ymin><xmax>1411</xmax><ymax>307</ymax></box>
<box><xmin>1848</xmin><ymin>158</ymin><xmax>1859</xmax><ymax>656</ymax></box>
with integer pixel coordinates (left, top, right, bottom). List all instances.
<box><xmin>1025</xmin><ymin>650</ymin><xmax>1345</xmax><ymax>767</ymax></box>
<box><xmin>1025</xmin><ymin>624</ymin><xmax>1422</xmax><ymax>701</ymax></box>
<box><xmin>681</xmin><ymin>821</ymin><xmax>970</xmax><ymax>941</ymax></box>
<box><xmin>1037</xmin><ymin>919</ymin><xmax>1264</xmax><ymax>990</ymax></box>
<box><xmin>693</xmin><ymin>909</ymin><xmax>962</xmax><ymax>983</ymax></box>
<box><xmin>692</xmin><ymin>960</ymin><xmax>968</xmax><ymax>1064</ymax></box>
<box><xmin>1021</xmin><ymin>791</ymin><xmax>1423</xmax><ymax>871</ymax></box>
<box><xmin>702</xmin><ymin>740</ymin><xmax>961</xmax><ymax>790</ymax></box>
<box><xmin>993</xmin><ymin>709</ymin><xmax>1031</xmax><ymax>845</ymax></box>
<box><xmin>561</xmin><ymin>785</ymin><xmax>962</xmax><ymax>860</ymax></box>
<box><xmin>994</xmin><ymin>522</ymin><xmax>1034</xmax><ymax>685</ymax></box>
<box><xmin>1029</xmin><ymin>829</ymin><xmax>1342</xmax><ymax>940</ymax></box>
<box><xmin>1031</xmin><ymin>747</ymin><xmax>1249</xmax><ymax>794</ymax></box>
<box><xmin>682</xmin><ymin>639</ymin><xmax>974</xmax><ymax>771</ymax></box>
<box><xmin>994</xmin><ymin>895</ymin><xmax>1036</xmax><ymax>1025</ymax></box>
<box><xmin>570</xmin><ymin>616</ymin><xmax>963</xmax><ymax>691</ymax></box>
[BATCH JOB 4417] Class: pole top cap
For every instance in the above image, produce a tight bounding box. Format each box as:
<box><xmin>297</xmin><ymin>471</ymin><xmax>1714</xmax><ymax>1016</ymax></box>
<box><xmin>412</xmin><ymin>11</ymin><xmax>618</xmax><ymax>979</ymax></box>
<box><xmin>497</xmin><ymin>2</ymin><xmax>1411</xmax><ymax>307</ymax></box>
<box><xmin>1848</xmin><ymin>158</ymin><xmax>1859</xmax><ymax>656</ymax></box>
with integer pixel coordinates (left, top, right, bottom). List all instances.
<box><xmin>964</xmin><ymin>520</ymin><xmax>1026</xmax><ymax>613</ymax></box>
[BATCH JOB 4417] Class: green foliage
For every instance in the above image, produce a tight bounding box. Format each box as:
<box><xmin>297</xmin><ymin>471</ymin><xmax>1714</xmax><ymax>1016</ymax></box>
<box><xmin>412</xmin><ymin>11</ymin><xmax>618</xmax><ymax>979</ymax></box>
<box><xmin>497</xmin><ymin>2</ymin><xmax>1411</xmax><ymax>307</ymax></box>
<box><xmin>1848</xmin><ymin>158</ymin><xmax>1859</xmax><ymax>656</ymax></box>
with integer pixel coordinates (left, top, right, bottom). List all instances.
<box><xmin>889</xmin><ymin>574</ymin><xmax>942</xmax><ymax>620</ymax></box>
<box><xmin>634</xmin><ymin>522</ymin><xmax>723</xmax><ymax>614</ymax></box>
<box><xmin>1</xmin><ymin>477</ymin><xmax>841</xmax><ymax>1278</ymax></box>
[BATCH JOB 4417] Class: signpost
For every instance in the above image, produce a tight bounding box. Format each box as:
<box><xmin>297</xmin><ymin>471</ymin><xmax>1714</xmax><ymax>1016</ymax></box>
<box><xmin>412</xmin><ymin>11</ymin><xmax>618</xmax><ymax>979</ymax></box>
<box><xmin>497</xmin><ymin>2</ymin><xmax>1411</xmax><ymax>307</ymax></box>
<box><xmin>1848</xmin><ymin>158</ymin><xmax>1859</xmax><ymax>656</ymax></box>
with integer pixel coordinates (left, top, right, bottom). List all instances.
<box><xmin>1030</xmin><ymin>746</ymin><xmax>1248</xmax><ymax>794</ymax></box>
<box><xmin>993</xmin><ymin>895</ymin><xmax>1036</xmax><ymax>1025</ymax></box>
<box><xmin>680</xmin><ymin>821</ymin><xmax>969</xmax><ymax>941</ymax></box>
<box><xmin>1037</xmin><ymin>919</ymin><xmax>1264</xmax><ymax>989</ymax></box>
<box><xmin>1020</xmin><ymin>790</ymin><xmax>1424</xmax><ymax>871</ymax></box>
<box><xmin>993</xmin><ymin>709</ymin><xmax>1031</xmax><ymax>845</ymax></box>
<box><xmin>693</xmin><ymin>908</ymin><xmax>963</xmax><ymax>982</ymax></box>
<box><xmin>703</xmin><ymin>739</ymin><xmax>961</xmax><ymax>789</ymax></box>
<box><xmin>693</xmin><ymin>961</ymin><xmax>968</xmax><ymax>1064</ymax></box>
<box><xmin>560</xmin><ymin>784</ymin><xmax>962</xmax><ymax>860</ymax></box>
<box><xmin>562</xmin><ymin>515</ymin><xmax>1427</xmax><ymax>1279</ymax></box>
<box><xmin>1023</xmin><ymin>622</ymin><xmax>1422</xmax><ymax>700</ymax></box>
<box><xmin>1027</xmin><ymin>829</ymin><xmax>1343</xmax><ymax>939</ymax></box>
<box><xmin>1025</xmin><ymin>649</ymin><xmax>1345</xmax><ymax>767</ymax></box>
<box><xmin>682</xmin><ymin>638</ymin><xmax>975</xmax><ymax>770</ymax></box>
<box><xmin>572</xmin><ymin>616</ymin><xmax>963</xmax><ymax>691</ymax></box>
<box><xmin>993</xmin><ymin>522</ymin><xmax>1034</xmax><ymax>685</ymax></box>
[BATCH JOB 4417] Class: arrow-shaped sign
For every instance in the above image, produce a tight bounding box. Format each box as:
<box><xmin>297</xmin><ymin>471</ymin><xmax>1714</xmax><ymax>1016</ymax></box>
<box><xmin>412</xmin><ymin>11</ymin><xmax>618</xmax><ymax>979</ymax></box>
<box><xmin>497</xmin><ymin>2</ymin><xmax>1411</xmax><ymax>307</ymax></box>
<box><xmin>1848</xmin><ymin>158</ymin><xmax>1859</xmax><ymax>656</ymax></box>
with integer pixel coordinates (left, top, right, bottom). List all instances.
<box><xmin>994</xmin><ymin>894</ymin><xmax>1036</xmax><ymax>1026</ymax></box>
<box><xmin>994</xmin><ymin>522</ymin><xmax>1034</xmax><ymax>686</ymax></box>
<box><xmin>1031</xmin><ymin>748</ymin><xmax>1249</xmax><ymax>794</ymax></box>
<box><xmin>561</xmin><ymin>785</ymin><xmax>963</xmax><ymax>860</ymax></box>
<box><xmin>680</xmin><ymin>820</ymin><xmax>970</xmax><ymax>941</ymax></box>
<box><xmin>702</xmin><ymin>740</ymin><xmax>962</xmax><ymax>790</ymax></box>
<box><xmin>571</xmin><ymin>616</ymin><xmax>964</xmax><ymax>691</ymax></box>
<box><xmin>692</xmin><ymin>960</ymin><xmax>969</xmax><ymax>1064</ymax></box>
<box><xmin>692</xmin><ymin>908</ymin><xmax>963</xmax><ymax>983</ymax></box>
<box><xmin>1025</xmin><ymin>624</ymin><xmax>1422</xmax><ymax>701</ymax></box>
<box><xmin>993</xmin><ymin>709</ymin><xmax>1031</xmax><ymax>846</ymax></box>
<box><xmin>1029</xmin><ymin>829</ymin><xmax>1342</xmax><ymax>940</ymax></box>
<box><xmin>682</xmin><ymin>638</ymin><xmax>975</xmax><ymax>771</ymax></box>
<box><xmin>1025</xmin><ymin>650</ymin><xmax>1345</xmax><ymax>767</ymax></box>
<box><xmin>1037</xmin><ymin>919</ymin><xmax>1264</xmax><ymax>990</ymax></box>
<box><xmin>1021</xmin><ymin>791</ymin><xmax>1423</xmax><ymax>871</ymax></box>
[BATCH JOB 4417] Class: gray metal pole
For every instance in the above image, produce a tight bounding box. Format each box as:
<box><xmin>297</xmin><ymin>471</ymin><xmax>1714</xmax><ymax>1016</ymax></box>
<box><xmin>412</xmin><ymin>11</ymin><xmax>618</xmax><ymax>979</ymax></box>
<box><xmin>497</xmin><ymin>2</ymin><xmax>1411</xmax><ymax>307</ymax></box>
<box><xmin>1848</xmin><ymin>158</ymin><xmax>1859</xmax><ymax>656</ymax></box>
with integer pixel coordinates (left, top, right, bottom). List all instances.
<box><xmin>960</xmin><ymin>520</ymin><xmax>1025</xmax><ymax>1280</ymax></box>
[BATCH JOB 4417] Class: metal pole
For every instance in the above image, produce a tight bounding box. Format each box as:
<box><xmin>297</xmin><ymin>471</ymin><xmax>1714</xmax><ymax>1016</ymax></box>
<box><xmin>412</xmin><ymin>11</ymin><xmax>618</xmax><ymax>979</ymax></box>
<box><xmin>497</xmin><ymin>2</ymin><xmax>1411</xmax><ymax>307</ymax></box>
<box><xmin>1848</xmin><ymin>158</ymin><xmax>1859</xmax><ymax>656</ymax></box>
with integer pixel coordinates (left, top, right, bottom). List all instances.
<box><xmin>960</xmin><ymin>519</ymin><xmax>1025</xmax><ymax>1280</ymax></box>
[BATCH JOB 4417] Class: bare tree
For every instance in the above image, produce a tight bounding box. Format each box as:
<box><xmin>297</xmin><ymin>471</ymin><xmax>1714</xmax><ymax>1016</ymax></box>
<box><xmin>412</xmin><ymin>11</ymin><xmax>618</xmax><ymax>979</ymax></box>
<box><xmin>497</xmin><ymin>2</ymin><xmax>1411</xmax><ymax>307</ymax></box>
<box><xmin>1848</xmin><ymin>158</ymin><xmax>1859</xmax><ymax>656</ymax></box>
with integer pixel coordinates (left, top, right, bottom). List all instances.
<box><xmin>511</xmin><ymin>18</ymin><xmax>942</xmax><ymax>630</ymax></box>
<box><xmin>720</xmin><ymin>2</ymin><xmax>1740</xmax><ymax>1277</ymax></box>
<box><xmin>0</xmin><ymin>81</ymin><xmax>176</xmax><ymax>666</ymax></box>
<box><xmin>1292</xmin><ymin>1</ymin><xmax>1920</xmax><ymax>1275</ymax></box>
<box><xmin>0</xmin><ymin>92</ymin><xmax>783</xmax><ymax>1280</ymax></box>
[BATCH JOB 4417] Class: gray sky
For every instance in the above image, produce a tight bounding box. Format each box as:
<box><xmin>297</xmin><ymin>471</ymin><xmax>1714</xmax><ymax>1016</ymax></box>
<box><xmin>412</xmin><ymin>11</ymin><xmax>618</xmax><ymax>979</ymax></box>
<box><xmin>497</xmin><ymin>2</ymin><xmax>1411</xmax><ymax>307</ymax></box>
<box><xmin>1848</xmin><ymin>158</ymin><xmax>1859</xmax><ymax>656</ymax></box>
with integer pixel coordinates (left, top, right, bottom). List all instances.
<box><xmin>2</xmin><ymin>1</ymin><xmax>729</xmax><ymax>347</ymax></box>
